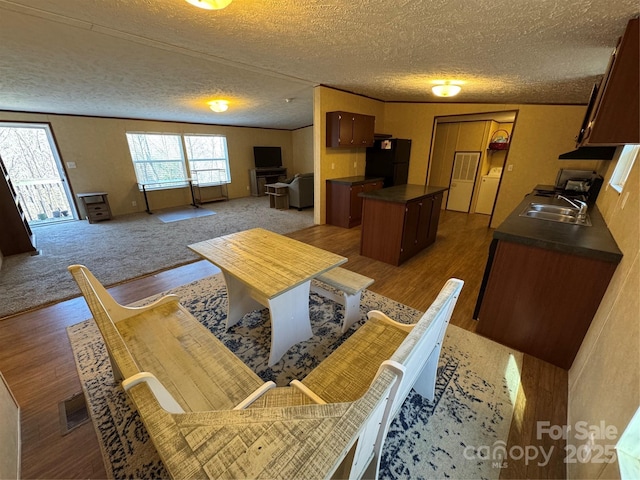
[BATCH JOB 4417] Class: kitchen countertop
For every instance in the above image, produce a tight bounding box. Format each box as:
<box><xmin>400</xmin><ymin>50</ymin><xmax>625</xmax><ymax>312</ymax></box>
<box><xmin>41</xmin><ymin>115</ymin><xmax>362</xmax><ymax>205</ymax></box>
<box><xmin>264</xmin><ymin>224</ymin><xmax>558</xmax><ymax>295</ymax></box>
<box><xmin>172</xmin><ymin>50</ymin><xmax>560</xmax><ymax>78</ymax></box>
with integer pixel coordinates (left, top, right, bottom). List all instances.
<box><xmin>359</xmin><ymin>184</ymin><xmax>448</xmax><ymax>203</ymax></box>
<box><xmin>326</xmin><ymin>176</ymin><xmax>384</xmax><ymax>185</ymax></box>
<box><xmin>495</xmin><ymin>193</ymin><xmax>622</xmax><ymax>263</ymax></box>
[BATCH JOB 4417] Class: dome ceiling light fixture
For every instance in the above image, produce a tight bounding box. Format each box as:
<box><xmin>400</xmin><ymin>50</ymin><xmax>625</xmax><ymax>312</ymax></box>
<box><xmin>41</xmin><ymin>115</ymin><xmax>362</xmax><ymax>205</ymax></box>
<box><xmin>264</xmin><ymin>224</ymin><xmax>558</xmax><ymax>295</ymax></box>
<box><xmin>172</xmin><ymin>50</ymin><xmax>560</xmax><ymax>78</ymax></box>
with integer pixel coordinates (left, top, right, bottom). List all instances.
<box><xmin>208</xmin><ymin>99</ymin><xmax>229</xmax><ymax>112</ymax></box>
<box><xmin>431</xmin><ymin>81</ymin><xmax>462</xmax><ymax>97</ymax></box>
<box><xmin>185</xmin><ymin>0</ymin><xmax>232</xmax><ymax>10</ymax></box>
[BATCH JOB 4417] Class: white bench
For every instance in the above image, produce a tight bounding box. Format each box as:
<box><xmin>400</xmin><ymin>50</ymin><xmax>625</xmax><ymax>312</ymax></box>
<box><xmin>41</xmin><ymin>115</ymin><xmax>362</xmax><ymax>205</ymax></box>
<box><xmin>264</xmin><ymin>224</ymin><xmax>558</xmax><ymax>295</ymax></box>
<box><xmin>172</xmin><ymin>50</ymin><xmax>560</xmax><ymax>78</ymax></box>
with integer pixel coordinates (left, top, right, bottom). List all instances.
<box><xmin>311</xmin><ymin>267</ymin><xmax>375</xmax><ymax>332</ymax></box>
<box><xmin>69</xmin><ymin>264</ymin><xmax>463</xmax><ymax>479</ymax></box>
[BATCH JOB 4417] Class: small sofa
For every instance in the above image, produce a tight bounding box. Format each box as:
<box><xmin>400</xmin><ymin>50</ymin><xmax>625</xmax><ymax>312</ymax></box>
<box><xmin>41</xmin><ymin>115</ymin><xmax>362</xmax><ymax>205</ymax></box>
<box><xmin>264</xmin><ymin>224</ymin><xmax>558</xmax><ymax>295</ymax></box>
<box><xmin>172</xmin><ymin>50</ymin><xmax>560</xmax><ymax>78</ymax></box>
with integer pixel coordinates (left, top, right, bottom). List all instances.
<box><xmin>69</xmin><ymin>263</ymin><xmax>463</xmax><ymax>480</ymax></box>
<box><xmin>287</xmin><ymin>172</ymin><xmax>314</xmax><ymax>210</ymax></box>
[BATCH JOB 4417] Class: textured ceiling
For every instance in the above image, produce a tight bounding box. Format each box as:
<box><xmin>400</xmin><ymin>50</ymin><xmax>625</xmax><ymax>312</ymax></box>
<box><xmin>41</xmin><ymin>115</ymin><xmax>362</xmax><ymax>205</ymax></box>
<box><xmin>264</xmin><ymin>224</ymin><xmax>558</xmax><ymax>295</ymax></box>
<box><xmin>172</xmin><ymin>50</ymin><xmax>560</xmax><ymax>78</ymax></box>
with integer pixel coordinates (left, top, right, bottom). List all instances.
<box><xmin>0</xmin><ymin>0</ymin><xmax>638</xmax><ymax>129</ymax></box>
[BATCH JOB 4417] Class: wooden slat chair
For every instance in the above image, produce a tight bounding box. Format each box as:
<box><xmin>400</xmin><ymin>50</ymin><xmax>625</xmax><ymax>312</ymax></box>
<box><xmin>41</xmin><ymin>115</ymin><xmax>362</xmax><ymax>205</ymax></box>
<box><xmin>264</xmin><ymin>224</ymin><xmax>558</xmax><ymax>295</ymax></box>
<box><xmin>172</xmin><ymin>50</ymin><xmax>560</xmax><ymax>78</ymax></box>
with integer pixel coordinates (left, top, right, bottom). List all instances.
<box><xmin>69</xmin><ymin>265</ymin><xmax>462</xmax><ymax>479</ymax></box>
<box><xmin>68</xmin><ymin>264</ymin><xmax>407</xmax><ymax>479</ymax></box>
<box><xmin>68</xmin><ymin>265</ymin><xmax>269</xmax><ymax>412</ymax></box>
<box><xmin>291</xmin><ymin>278</ymin><xmax>464</xmax><ymax>479</ymax></box>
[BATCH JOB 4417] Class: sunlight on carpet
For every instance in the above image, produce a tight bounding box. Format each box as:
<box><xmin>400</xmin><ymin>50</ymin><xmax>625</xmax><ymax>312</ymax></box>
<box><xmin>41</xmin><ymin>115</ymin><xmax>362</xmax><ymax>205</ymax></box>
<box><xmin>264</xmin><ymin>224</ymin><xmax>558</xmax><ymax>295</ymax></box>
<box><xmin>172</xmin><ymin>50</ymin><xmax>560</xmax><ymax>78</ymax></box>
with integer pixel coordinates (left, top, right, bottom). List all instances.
<box><xmin>155</xmin><ymin>206</ymin><xmax>216</xmax><ymax>223</ymax></box>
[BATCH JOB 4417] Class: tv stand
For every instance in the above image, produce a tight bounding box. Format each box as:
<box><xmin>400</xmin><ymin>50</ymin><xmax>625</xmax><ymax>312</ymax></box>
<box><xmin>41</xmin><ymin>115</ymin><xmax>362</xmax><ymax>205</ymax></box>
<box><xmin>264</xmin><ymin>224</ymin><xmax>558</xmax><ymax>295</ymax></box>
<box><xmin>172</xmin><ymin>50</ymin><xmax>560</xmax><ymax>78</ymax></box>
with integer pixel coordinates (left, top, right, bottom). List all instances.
<box><xmin>250</xmin><ymin>167</ymin><xmax>287</xmax><ymax>196</ymax></box>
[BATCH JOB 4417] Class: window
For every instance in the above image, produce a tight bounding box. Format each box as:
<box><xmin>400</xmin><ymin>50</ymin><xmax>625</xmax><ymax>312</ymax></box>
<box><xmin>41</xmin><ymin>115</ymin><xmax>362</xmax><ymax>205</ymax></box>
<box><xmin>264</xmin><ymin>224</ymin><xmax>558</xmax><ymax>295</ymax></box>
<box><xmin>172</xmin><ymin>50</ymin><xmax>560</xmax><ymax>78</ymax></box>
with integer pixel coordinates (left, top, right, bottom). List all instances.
<box><xmin>184</xmin><ymin>134</ymin><xmax>231</xmax><ymax>185</ymax></box>
<box><xmin>126</xmin><ymin>133</ymin><xmax>230</xmax><ymax>190</ymax></box>
<box><xmin>609</xmin><ymin>145</ymin><xmax>639</xmax><ymax>193</ymax></box>
<box><xmin>126</xmin><ymin>133</ymin><xmax>187</xmax><ymax>189</ymax></box>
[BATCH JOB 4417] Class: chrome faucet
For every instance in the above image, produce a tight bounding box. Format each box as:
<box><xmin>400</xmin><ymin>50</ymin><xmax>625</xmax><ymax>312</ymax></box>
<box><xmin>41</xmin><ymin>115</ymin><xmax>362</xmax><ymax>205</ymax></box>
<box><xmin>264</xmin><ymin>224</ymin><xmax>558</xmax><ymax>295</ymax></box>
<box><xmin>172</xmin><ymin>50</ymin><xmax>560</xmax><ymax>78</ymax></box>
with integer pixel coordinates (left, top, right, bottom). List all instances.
<box><xmin>557</xmin><ymin>195</ymin><xmax>588</xmax><ymax>217</ymax></box>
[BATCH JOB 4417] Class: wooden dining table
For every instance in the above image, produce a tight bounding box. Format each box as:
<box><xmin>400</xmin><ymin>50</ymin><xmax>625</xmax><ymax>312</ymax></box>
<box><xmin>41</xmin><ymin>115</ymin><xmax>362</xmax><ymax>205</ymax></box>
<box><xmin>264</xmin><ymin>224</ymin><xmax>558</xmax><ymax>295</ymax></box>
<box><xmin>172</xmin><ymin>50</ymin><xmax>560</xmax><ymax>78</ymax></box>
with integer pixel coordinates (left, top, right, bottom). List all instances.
<box><xmin>188</xmin><ymin>228</ymin><xmax>347</xmax><ymax>365</ymax></box>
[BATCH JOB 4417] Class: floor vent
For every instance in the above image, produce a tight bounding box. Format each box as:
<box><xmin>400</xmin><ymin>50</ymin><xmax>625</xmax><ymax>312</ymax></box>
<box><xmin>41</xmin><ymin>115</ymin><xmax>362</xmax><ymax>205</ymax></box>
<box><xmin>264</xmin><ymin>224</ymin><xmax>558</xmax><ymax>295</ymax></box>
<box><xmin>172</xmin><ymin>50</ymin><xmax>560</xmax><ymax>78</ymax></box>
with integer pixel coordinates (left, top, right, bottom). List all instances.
<box><xmin>58</xmin><ymin>392</ymin><xmax>89</xmax><ymax>435</ymax></box>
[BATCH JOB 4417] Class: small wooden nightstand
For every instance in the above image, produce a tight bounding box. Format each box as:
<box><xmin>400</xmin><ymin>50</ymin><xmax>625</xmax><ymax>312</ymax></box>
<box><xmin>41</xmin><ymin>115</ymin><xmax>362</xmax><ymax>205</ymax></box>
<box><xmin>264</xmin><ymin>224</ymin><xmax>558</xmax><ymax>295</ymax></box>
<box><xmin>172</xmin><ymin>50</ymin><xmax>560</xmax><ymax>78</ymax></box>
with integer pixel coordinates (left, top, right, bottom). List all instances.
<box><xmin>77</xmin><ymin>192</ymin><xmax>112</xmax><ymax>224</ymax></box>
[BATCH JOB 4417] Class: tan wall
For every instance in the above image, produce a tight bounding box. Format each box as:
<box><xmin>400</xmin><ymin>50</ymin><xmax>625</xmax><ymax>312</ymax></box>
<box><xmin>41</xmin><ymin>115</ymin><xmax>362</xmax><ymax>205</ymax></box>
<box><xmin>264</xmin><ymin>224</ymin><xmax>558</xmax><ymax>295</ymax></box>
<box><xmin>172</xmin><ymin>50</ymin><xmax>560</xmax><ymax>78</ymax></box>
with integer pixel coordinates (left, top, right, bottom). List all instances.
<box><xmin>291</xmin><ymin>126</ymin><xmax>314</xmax><ymax>174</ymax></box>
<box><xmin>0</xmin><ymin>372</ymin><xmax>20</xmax><ymax>479</ymax></box>
<box><xmin>428</xmin><ymin>120</ymin><xmax>492</xmax><ymax>210</ymax></box>
<box><xmin>382</xmin><ymin>103</ymin><xmax>606</xmax><ymax>227</ymax></box>
<box><xmin>567</xmin><ymin>149</ymin><xmax>639</xmax><ymax>480</ymax></box>
<box><xmin>313</xmin><ymin>87</ymin><xmax>385</xmax><ymax>224</ymax></box>
<box><xmin>0</xmin><ymin>111</ymin><xmax>294</xmax><ymax>216</ymax></box>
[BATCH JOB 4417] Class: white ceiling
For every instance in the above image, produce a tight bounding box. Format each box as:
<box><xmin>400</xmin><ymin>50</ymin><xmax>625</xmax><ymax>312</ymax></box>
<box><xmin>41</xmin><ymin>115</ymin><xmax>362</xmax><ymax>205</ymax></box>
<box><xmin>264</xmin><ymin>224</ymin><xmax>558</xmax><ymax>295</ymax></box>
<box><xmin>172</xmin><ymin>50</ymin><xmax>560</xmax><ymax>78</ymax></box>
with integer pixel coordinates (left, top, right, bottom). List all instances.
<box><xmin>0</xmin><ymin>0</ymin><xmax>637</xmax><ymax>130</ymax></box>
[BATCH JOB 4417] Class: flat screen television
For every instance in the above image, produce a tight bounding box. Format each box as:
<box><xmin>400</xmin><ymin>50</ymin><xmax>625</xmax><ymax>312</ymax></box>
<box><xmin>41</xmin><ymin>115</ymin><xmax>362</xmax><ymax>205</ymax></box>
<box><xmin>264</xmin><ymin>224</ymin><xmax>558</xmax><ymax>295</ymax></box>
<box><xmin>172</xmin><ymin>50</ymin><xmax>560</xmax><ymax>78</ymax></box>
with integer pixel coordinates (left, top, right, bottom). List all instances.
<box><xmin>253</xmin><ymin>146</ymin><xmax>282</xmax><ymax>168</ymax></box>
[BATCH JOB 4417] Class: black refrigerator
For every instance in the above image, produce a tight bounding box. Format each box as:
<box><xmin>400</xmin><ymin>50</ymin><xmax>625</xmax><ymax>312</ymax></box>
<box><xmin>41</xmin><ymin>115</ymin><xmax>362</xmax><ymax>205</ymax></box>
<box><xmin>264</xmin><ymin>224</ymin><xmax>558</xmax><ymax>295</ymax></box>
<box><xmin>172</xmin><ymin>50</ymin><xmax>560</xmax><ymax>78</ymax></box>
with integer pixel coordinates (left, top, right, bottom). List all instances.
<box><xmin>365</xmin><ymin>139</ymin><xmax>411</xmax><ymax>187</ymax></box>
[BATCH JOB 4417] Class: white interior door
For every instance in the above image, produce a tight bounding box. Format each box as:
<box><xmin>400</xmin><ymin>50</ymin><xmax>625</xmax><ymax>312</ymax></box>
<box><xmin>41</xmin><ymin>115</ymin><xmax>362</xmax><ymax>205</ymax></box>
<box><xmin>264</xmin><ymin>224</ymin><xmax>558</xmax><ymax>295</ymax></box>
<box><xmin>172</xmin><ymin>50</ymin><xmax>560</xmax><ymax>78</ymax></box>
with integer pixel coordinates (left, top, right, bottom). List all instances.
<box><xmin>446</xmin><ymin>151</ymin><xmax>480</xmax><ymax>212</ymax></box>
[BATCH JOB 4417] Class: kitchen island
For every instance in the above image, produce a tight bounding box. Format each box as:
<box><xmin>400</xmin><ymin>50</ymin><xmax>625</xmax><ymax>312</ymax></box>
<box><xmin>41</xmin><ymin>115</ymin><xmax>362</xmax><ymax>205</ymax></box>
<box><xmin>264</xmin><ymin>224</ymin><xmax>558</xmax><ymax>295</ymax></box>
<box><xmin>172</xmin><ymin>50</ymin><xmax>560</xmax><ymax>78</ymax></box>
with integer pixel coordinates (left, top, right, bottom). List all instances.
<box><xmin>475</xmin><ymin>193</ymin><xmax>622</xmax><ymax>369</ymax></box>
<box><xmin>360</xmin><ymin>184</ymin><xmax>448</xmax><ymax>266</ymax></box>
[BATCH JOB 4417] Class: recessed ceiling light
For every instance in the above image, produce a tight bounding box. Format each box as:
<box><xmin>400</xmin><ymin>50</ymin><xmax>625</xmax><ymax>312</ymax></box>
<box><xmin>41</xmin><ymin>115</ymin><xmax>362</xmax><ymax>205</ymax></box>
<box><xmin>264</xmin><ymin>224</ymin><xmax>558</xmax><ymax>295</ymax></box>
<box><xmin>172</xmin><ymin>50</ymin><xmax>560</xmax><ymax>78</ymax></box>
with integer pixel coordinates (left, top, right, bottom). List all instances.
<box><xmin>185</xmin><ymin>0</ymin><xmax>232</xmax><ymax>10</ymax></box>
<box><xmin>208</xmin><ymin>100</ymin><xmax>229</xmax><ymax>112</ymax></box>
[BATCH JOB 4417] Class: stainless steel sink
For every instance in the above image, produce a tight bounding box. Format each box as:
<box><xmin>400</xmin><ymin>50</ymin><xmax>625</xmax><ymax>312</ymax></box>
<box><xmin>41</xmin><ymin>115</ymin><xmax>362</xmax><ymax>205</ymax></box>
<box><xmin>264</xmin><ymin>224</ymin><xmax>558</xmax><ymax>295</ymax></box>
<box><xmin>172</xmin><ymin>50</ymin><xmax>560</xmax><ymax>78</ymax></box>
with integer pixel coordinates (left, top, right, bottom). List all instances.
<box><xmin>520</xmin><ymin>203</ymin><xmax>591</xmax><ymax>226</ymax></box>
<box><xmin>528</xmin><ymin>203</ymin><xmax>579</xmax><ymax>216</ymax></box>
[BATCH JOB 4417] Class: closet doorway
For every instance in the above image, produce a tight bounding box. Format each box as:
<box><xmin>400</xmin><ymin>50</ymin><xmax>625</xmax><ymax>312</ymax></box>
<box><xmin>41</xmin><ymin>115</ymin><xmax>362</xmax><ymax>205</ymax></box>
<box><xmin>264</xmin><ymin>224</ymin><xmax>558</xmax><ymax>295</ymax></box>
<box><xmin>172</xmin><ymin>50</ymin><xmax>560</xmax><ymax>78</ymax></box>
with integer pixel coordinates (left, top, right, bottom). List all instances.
<box><xmin>426</xmin><ymin>110</ymin><xmax>517</xmax><ymax>224</ymax></box>
<box><xmin>0</xmin><ymin>123</ymin><xmax>77</xmax><ymax>226</ymax></box>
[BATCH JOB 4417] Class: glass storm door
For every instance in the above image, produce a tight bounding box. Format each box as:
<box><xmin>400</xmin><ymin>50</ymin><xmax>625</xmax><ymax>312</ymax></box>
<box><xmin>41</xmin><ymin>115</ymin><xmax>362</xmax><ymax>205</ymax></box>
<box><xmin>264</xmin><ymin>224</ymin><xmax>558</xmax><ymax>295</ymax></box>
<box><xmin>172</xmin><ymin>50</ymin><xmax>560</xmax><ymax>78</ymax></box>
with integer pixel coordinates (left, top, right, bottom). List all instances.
<box><xmin>0</xmin><ymin>123</ymin><xmax>77</xmax><ymax>225</ymax></box>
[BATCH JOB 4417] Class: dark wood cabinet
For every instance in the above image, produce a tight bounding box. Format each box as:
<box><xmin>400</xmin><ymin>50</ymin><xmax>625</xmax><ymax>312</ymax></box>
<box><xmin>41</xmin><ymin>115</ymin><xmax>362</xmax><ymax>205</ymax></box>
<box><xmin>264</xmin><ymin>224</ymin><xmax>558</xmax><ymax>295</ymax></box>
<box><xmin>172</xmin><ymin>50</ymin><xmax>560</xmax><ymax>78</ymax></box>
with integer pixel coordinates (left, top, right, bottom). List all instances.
<box><xmin>427</xmin><ymin>194</ymin><xmax>443</xmax><ymax>245</ymax></box>
<box><xmin>0</xmin><ymin>154</ymin><xmax>37</xmax><ymax>256</ymax></box>
<box><xmin>359</xmin><ymin>185</ymin><xmax>446</xmax><ymax>266</ymax></box>
<box><xmin>352</xmin><ymin>114</ymin><xmax>375</xmax><ymax>146</ymax></box>
<box><xmin>476</xmin><ymin>240</ymin><xmax>618</xmax><ymax>369</ymax></box>
<box><xmin>326</xmin><ymin>177</ymin><xmax>383</xmax><ymax>228</ymax></box>
<box><xmin>399</xmin><ymin>196</ymin><xmax>442</xmax><ymax>264</ymax></box>
<box><xmin>578</xmin><ymin>17</ymin><xmax>639</xmax><ymax>146</ymax></box>
<box><xmin>326</xmin><ymin>111</ymin><xmax>375</xmax><ymax>148</ymax></box>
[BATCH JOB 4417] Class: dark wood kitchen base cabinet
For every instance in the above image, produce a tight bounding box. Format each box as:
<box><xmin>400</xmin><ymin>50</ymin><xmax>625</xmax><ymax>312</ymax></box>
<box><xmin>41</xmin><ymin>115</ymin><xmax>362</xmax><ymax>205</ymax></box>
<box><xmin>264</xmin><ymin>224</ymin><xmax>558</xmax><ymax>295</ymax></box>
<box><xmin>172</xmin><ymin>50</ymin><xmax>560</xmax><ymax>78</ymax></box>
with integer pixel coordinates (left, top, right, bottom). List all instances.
<box><xmin>360</xmin><ymin>187</ymin><xmax>444</xmax><ymax>266</ymax></box>
<box><xmin>475</xmin><ymin>240</ymin><xmax>617</xmax><ymax>369</ymax></box>
<box><xmin>326</xmin><ymin>177</ymin><xmax>383</xmax><ymax>228</ymax></box>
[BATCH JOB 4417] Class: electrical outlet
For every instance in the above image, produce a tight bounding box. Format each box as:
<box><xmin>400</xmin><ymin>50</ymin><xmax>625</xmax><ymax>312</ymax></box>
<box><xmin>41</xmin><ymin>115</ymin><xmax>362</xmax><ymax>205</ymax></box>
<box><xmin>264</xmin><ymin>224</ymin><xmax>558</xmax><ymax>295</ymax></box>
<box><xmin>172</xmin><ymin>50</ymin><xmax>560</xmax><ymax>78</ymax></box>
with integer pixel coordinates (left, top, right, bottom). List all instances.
<box><xmin>507</xmin><ymin>164</ymin><xmax>513</xmax><ymax>172</ymax></box>
<box><xmin>354</xmin><ymin>161</ymin><xmax>357</xmax><ymax>168</ymax></box>
<box><xmin>66</xmin><ymin>161</ymin><xmax>76</xmax><ymax>169</ymax></box>
<box><xmin>332</xmin><ymin>163</ymin><xmax>335</xmax><ymax>170</ymax></box>
<box><xmin>132</xmin><ymin>200</ymin><xmax>137</xmax><ymax>207</ymax></box>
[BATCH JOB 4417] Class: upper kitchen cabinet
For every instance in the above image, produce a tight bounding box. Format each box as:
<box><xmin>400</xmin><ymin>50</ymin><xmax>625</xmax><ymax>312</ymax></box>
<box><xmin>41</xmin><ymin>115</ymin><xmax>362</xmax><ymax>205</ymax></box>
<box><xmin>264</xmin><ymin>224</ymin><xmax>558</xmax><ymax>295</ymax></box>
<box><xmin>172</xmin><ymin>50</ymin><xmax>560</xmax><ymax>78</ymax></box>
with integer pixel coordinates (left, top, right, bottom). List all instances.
<box><xmin>326</xmin><ymin>111</ymin><xmax>375</xmax><ymax>148</ymax></box>
<box><xmin>577</xmin><ymin>17</ymin><xmax>639</xmax><ymax>146</ymax></box>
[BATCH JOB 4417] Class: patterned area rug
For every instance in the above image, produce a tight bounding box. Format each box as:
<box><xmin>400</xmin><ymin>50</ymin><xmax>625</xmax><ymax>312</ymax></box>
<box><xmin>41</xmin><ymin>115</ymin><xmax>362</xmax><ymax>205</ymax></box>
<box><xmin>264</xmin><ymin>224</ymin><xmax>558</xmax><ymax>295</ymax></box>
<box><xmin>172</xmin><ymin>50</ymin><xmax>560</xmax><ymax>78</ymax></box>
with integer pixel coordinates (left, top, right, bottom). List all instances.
<box><xmin>67</xmin><ymin>274</ymin><xmax>522</xmax><ymax>480</ymax></box>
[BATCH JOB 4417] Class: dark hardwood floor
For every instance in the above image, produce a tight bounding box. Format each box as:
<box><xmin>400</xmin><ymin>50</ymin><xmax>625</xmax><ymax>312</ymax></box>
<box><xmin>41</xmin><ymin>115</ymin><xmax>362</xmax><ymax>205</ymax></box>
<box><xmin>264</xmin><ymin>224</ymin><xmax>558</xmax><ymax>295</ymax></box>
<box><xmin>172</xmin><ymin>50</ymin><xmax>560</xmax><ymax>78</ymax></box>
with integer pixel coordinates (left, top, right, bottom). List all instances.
<box><xmin>0</xmin><ymin>210</ymin><xmax>567</xmax><ymax>479</ymax></box>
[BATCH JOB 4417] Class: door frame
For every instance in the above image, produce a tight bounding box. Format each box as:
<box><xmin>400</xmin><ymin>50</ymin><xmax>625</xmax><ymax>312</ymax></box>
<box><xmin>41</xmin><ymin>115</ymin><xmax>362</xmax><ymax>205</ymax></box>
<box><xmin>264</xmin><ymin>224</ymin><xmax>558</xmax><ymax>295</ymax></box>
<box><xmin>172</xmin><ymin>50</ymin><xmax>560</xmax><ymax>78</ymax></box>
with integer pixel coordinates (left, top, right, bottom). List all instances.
<box><xmin>425</xmin><ymin>109</ymin><xmax>519</xmax><ymax>225</ymax></box>
<box><xmin>0</xmin><ymin>121</ymin><xmax>79</xmax><ymax>223</ymax></box>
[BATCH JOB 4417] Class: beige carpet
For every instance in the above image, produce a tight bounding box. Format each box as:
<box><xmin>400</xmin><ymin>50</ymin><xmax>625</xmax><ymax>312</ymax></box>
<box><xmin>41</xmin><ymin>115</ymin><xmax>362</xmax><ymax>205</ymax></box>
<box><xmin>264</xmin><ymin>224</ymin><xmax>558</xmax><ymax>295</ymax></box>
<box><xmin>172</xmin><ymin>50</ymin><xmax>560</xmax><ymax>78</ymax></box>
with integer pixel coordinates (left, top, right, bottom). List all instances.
<box><xmin>0</xmin><ymin>197</ymin><xmax>313</xmax><ymax>318</ymax></box>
